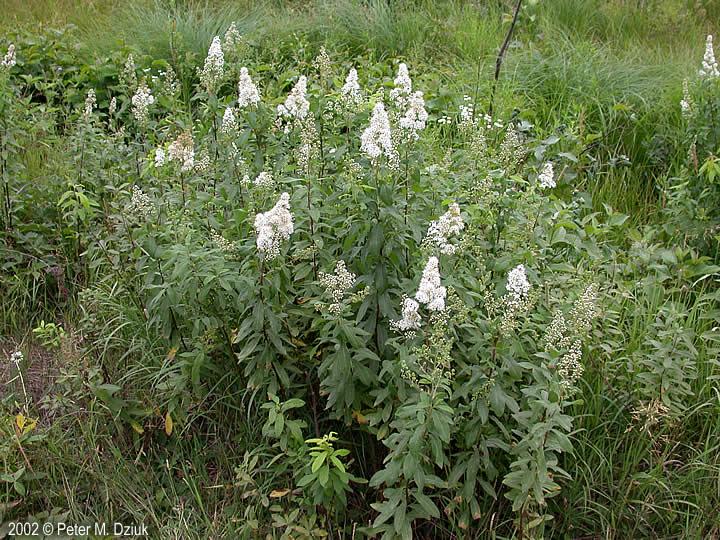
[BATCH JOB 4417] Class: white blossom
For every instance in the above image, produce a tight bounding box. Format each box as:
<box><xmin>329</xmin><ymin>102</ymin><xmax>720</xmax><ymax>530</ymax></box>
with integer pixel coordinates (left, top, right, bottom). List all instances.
<box><xmin>168</xmin><ymin>132</ymin><xmax>194</xmax><ymax>172</ymax></box>
<box><xmin>390</xmin><ymin>62</ymin><xmax>412</xmax><ymax>107</ymax></box>
<box><xmin>506</xmin><ymin>264</ymin><xmax>530</xmax><ymax>300</ymax></box>
<box><xmin>680</xmin><ymin>79</ymin><xmax>693</xmax><ymax>116</ymax></box>
<box><xmin>122</xmin><ymin>54</ymin><xmax>137</xmax><ymax>90</ymax></box>
<box><xmin>82</xmin><ymin>89</ymin><xmax>96</xmax><ymax>120</ymax></box>
<box><xmin>108</xmin><ymin>96</ymin><xmax>117</xmax><ymax>116</ymax></box>
<box><xmin>423</xmin><ymin>202</ymin><xmax>464</xmax><ymax>255</ymax></box>
<box><xmin>223</xmin><ymin>22</ymin><xmax>243</xmax><ymax>51</ymax></box>
<box><xmin>361</xmin><ymin>101</ymin><xmax>396</xmax><ymax>164</ymax></box>
<box><xmin>220</xmin><ymin>107</ymin><xmax>238</xmax><ymax>134</ymax></box>
<box><xmin>319</xmin><ymin>260</ymin><xmax>357</xmax><ymax>314</ymax></box>
<box><xmin>398</xmin><ymin>90</ymin><xmax>428</xmax><ymax>138</ymax></box>
<box><xmin>254</xmin><ymin>192</ymin><xmax>294</xmax><ymax>259</ymax></box>
<box><xmin>131</xmin><ymin>82</ymin><xmax>155</xmax><ymax>124</ymax></box>
<box><xmin>415</xmin><ymin>256</ymin><xmax>446</xmax><ymax>312</ymax></box>
<box><xmin>10</xmin><ymin>350</ymin><xmax>23</xmax><ymax>365</ymax></box>
<box><xmin>128</xmin><ymin>185</ymin><xmax>153</xmax><ymax>220</ymax></box>
<box><xmin>538</xmin><ymin>162</ymin><xmax>556</xmax><ymax>189</ymax></box>
<box><xmin>200</xmin><ymin>36</ymin><xmax>224</xmax><ymax>91</ymax></box>
<box><xmin>1</xmin><ymin>44</ymin><xmax>16</xmax><ymax>69</ymax></box>
<box><xmin>253</xmin><ymin>171</ymin><xmax>274</xmax><ymax>188</ymax></box>
<box><xmin>237</xmin><ymin>67</ymin><xmax>261</xmax><ymax>108</ymax></box>
<box><xmin>154</xmin><ymin>147</ymin><xmax>166</xmax><ymax>168</ymax></box>
<box><xmin>277</xmin><ymin>75</ymin><xmax>310</xmax><ymax>123</ymax></box>
<box><xmin>341</xmin><ymin>67</ymin><xmax>362</xmax><ymax>105</ymax></box>
<box><xmin>391</xmin><ymin>297</ymin><xmax>422</xmax><ymax>332</ymax></box>
<box><xmin>700</xmin><ymin>34</ymin><xmax>720</xmax><ymax>79</ymax></box>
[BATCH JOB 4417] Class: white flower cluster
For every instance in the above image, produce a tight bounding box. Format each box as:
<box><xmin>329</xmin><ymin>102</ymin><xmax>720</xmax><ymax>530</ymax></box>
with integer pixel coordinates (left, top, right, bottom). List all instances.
<box><xmin>392</xmin><ymin>257</ymin><xmax>447</xmax><ymax>333</ymax></box>
<box><xmin>700</xmin><ymin>34</ymin><xmax>720</xmax><ymax>79</ymax></box>
<box><xmin>680</xmin><ymin>79</ymin><xmax>693</xmax><ymax>117</ymax></box>
<box><xmin>194</xmin><ymin>150</ymin><xmax>210</xmax><ymax>173</ymax></box>
<box><xmin>160</xmin><ymin>66</ymin><xmax>180</xmax><ymax>96</ymax></box>
<box><xmin>10</xmin><ymin>350</ymin><xmax>23</xmax><ymax>365</ymax></box>
<box><xmin>254</xmin><ymin>192</ymin><xmax>294</xmax><ymax>259</ymax></box>
<box><xmin>506</xmin><ymin>264</ymin><xmax>531</xmax><ymax>301</ymax></box>
<box><xmin>1</xmin><ymin>44</ymin><xmax>16</xmax><ymax>69</ymax></box>
<box><xmin>167</xmin><ymin>132</ymin><xmax>195</xmax><ymax>172</ymax></box>
<box><xmin>83</xmin><ymin>89</ymin><xmax>96</xmax><ymax>120</ymax></box>
<box><xmin>541</xmin><ymin>285</ymin><xmax>594</xmax><ymax>351</ymax></box>
<box><xmin>557</xmin><ymin>340</ymin><xmax>583</xmax><ymax>391</ymax></box>
<box><xmin>423</xmin><ymin>202</ymin><xmax>464</xmax><ymax>255</ymax></box>
<box><xmin>313</xmin><ymin>46</ymin><xmax>332</xmax><ymax>80</ymax></box>
<box><xmin>221</xmin><ymin>107</ymin><xmax>238</xmax><ymax>134</ymax></box>
<box><xmin>128</xmin><ymin>185</ymin><xmax>153</xmax><ymax>220</ymax></box>
<box><xmin>277</xmin><ymin>76</ymin><xmax>310</xmax><ymax>129</ymax></box>
<box><xmin>154</xmin><ymin>148</ymin><xmax>166</xmax><ymax>168</ymax></box>
<box><xmin>361</xmin><ymin>101</ymin><xmax>397</xmax><ymax>165</ymax></box>
<box><xmin>131</xmin><ymin>82</ymin><xmax>155</xmax><ymax>124</ymax></box>
<box><xmin>391</xmin><ymin>297</ymin><xmax>422</xmax><ymax>333</ymax></box>
<box><xmin>297</xmin><ymin>117</ymin><xmax>319</xmax><ymax>173</ymax></box>
<box><xmin>200</xmin><ymin>36</ymin><xmax>224</xmax><ymax>92</ymax></box>
<box><xmin>122</xmin><ymin>54</ymin><xmax>137</xmax><ymax>90</ymax></box>
<box><xmin>416</xmin><ymin>256</ymin><xmax>447</xmax><ymax>312</ymax></box>
<box><xmin>212</xmin><ymin>231</ymin><xmax>237</xmax><ymax>254</ymax></box>
<box><xmin>341</xmin><ymin>68</ymin><xmax>362</xmax><ymax>107</ymax></box>
<box><xmin>253</xmin><ymin>171</ymin><xmax>274</xmax><ymax>188</ymax></box>
<box><xmin>398</xmin><ymin>91</ymin><xmax>428</xmax><ymax>139</ymax></box>
<box><xmin>390</xmin><ymin>62</ymin><xmax>412</xmax><ymax>107</ymax></box>
<box><xmin>498</xmin><ymin>126</ymin><xmax>524</xmax><ymax>166</ymax></box>
<box><xmin>319</xmin><ymin>260</ymin><xmax>356</xmax><ymax>314</ymax></box>
<box><xmin>223</xmin><ymin>22</ymin><xmax>243</xmax><ymax>51</ymax></box>
<box><xmin>237</xmin><ymin>67</ymin><xmax>261</xmax><ymax>108</ymax></box>
<box><xmin>538</xmin><ymin>162</ymin><xmax>556</xmax><ymax>189</ymax></box>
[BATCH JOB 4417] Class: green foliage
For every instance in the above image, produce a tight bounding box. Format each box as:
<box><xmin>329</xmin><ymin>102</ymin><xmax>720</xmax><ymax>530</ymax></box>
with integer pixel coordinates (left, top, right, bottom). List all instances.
<box><xmin>1</xmin><ymin>2</ymin><xmax>720</xmax><ymax>539</ymax></box>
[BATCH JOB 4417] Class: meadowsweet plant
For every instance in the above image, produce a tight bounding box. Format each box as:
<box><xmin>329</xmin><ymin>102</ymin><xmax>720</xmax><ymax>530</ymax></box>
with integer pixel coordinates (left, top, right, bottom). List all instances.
<box><xmin>3</xmin><ymin>29</ymin><xmax>661</xmax><ymax>537</ymax></box>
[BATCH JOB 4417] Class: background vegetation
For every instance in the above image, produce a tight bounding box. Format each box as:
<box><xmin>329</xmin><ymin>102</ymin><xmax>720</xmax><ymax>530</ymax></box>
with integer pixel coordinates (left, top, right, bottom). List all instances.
<box><xmin>2</xmin><ymin>0</ymin><xmax>720</xmax><ymax>538</ymax></box>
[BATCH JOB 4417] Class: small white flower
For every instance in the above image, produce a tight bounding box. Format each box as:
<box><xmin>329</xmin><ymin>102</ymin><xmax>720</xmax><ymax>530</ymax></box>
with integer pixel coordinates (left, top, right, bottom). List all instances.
<box><xmin>506</xmin><ymin>264</ymin><xmax>530</xmax><ymax>300</ymax></box>
<box><xmin>390</xmin><ymin>62</ymin><xmax>412</xmax><ymax>107</ymax></box>
<box><xmin>398</xmin><ymin>90</ymin><xmax>428</xmax><ymax>138</ymax></box>
<box><xmin>168</xmin><ymin>132</ymin><xmax>195</xmax><ymax>172</ymax></box>
<box><xmin>154</xmin><ymin>147</ymin><xmax>166</xmax><ymax>167</ymax></box>
<box><xmin>700</xmin><ymin>34</ymin><xmax>720</xmax><ymax>79</ymax></box>
<box><xmin>9</xmin><ymin>350</ymin><xmax>23</xmax><ymax>365</ymax></box>
<box><xmin>253</xmin><ymin>171</ymin><xmax>274</xmax><ymax>188</ymax></box>
<box><xmin>200</xmin><ymin>36</ymin><xmax>224</xmax><ymax>92</ymax></box>
<box><xmin>361</xmin><ymin>101</ymin><xmax>396</xmax><ymax>164</ymax></box>
<box><xmin>83</xmin><ymin>89</ymin><xmax>96</xmax><ymax>120</ymax></box>
<box><xmin>254</xmin><ymin>192</ymin><xmax>294</xmax><ymax>259</ymax></box>
<box><xmin>423</xmin><ymin>202</ymin><xmax>464</xmax><ymax>255</ymax></box>
<box><xmin>1</xmin><ymin>44</ymin><xmax>16</xmax><ymax>69</ymax></box>
<box><xmin>341</xmin><ymin>67</ymin><xmax>362</xmax><ymax>105</ymax></box>
<box><xmin>220</xmin><ymin>107</ymin><xmax>238</xmax><ymax>134</ymax></box>
<box><xmin>237</xmin><ymin>67</ymin><xmax>261</xmax><ymax>108</ymax></box>
<box><xmin>131</xmin><ymin>82</ymin><xmax>155</xmax><ymax>124</ymax></box>
<box><xmin>223</xmin><ymin>22</ymin><xmax>243</xmax><ymax>51</ymax></box>
<box><xmin>538</xmin><ymin>162</ymin><xmax>556</xmax><ymax>189</ymax></box>
<box><xmin>277</xmin><ymin>75</ymin><xmax>310</xmax><ymax>124</ymax></box>
<box><xmin>391</xmin><ymin>297</ymin><xmax>422</xmax><ymax>332</ymax></box>
<box><xmin>415</xmin><ymin>256</ymin><xmax>446</xmax><ymax>312</ymax></box>
<box><xmin>108</xmin><ymin>96</ymin><xmax>117</xmax><ymax>116</ymax></box>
